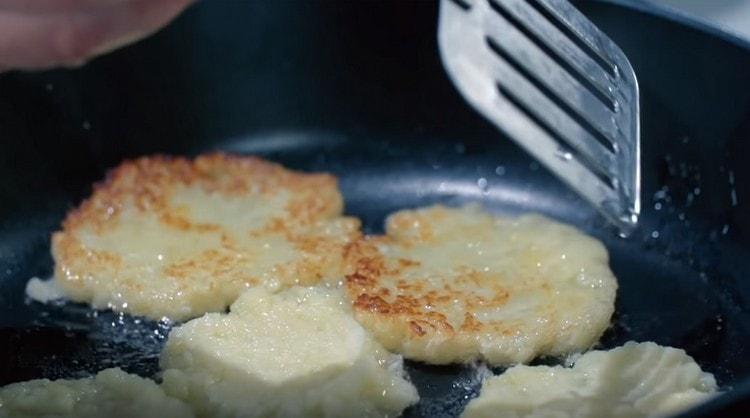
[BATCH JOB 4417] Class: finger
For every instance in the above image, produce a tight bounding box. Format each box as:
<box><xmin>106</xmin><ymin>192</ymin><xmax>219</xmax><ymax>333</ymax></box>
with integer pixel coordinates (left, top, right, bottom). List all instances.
<box><xmin>0</xmin><ymin>12</ymin><xmax>86</xmax><ymax>69</ymax></box>
<box><xmin>0</xmin><ymin>0</ymin><xmax>130</xmax><ymax>15</ymax></box>
<box><xmin>88</xmin><ymin>0</ymin><xmax>195</xmax><ymax>56</ymax></box>
<box><xmin>0</xmin><ymin>0</ymin><xmax>193</xmax><ymax>70</ymax></box>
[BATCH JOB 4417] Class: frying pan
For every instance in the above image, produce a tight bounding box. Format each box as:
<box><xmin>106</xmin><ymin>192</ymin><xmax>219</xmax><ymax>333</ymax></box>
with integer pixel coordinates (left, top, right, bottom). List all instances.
<box><xmin>1</xmin><ymin>1</ymin><xmax>749</xmax><ymax>416</ymax></box>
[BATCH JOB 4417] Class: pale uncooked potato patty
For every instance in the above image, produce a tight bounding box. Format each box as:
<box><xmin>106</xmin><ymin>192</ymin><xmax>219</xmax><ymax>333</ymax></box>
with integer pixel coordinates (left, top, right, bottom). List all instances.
<box><xmin>0</xmin><ymin>368</ymin><xmax>193</xmax><ymax>418</ymax></box>
<box><xmin>52</xmin><ymin>153</ymin><xmax>360</xmax><ymax>321</ymax></box>
<box><xmin>462</xmin><ymin>341</ymin><xmax>719</xmax><ymax>418</ymax></box>
<box><xmin>345</xmin><ymin>204</ymin><xmax>618</xmax><ymax>365</ymax></box>
<box><xmin>160</xmin><ymin>286</ymin><xmax>419</xmax><ymax>418</ymax></box>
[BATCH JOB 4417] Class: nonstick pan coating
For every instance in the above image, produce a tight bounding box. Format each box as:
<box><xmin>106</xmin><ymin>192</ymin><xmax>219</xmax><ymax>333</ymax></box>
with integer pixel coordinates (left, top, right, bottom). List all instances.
<box><xmin>1</xmin><ymin>1</ymin><xmax>750</xmax><ymax>416</ymax></box>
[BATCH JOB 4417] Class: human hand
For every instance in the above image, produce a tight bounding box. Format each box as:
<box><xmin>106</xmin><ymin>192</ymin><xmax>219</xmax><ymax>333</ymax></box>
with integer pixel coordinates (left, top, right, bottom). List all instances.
<box><xmin>0</xmin><ymin>0</ymin><xmax>194</xmax><ymax>72</ymax></box>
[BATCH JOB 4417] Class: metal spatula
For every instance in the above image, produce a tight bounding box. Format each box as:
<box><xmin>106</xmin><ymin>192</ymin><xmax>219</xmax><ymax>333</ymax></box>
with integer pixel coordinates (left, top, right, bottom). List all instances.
<box><xmin>438</xmin><ymin>0</ymin><xmax>640</xmax><ymax>235</ymax></box>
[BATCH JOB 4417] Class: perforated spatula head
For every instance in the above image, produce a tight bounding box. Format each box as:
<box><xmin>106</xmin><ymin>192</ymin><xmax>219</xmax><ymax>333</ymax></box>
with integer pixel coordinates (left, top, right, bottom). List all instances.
<box><xmin>438</xmin><ymin>0</ymin><xmax>640</xmax><ymax>235</ymax></box>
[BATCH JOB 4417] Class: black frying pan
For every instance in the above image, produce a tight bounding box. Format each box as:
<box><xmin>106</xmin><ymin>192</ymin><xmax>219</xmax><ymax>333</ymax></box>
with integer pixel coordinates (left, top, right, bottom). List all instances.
<box><xmin>1</xmin><ymin>1</ymin><xmax>750</xmax><ymax>416</ymax></box>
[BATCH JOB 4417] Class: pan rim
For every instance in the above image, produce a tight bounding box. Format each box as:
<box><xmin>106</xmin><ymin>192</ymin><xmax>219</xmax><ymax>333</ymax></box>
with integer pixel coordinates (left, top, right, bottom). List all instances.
<box><xmin>597</xmin><ymin>0</ymin><xmax>750</xmax><ymax>53</ymax></box>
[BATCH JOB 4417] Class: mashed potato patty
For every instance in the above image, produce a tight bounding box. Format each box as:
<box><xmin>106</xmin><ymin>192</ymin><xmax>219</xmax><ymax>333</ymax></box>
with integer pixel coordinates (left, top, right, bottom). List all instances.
<box><xmin>160</xmin><ymin>286</ymin><xmax>419</xmax><ymax>418</ymax></box>
<box><xmin>462</xmin><ymin>341</ymin><xmax>719</xmax><ymax>418</ymax></box>
<box><xmin>0</xmin><ymin>368</ymin><xmax>193</xmax><ymax>418</ymax></box>
<box><xmin>345</xmin><ymin>204</ymin><xmax>617</xmax><ymax>365</ymax></box>
<box><xmin>52</xmin><ymin>154</ymin><xmax>360</xmax><ymax>321</ymax></box>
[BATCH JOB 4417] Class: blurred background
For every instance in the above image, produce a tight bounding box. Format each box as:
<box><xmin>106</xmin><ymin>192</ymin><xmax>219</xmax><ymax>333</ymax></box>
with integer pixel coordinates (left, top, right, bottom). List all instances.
<box><xmin>645</xmin><ymin>0</ymin><xmax>750</xmax><ymax>41</ymax></box>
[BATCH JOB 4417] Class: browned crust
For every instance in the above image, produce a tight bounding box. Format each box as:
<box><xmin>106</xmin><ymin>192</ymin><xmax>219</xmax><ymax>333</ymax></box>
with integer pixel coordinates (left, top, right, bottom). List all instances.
<box><xmin>345</xmin><ymin>236</ymin><xmax>468</xmax><ymax>339</ymax></box>
<box><xmin>62</xmin><ymin>153</ymin><xmax>342</xmax><ymax>234</ymax></box>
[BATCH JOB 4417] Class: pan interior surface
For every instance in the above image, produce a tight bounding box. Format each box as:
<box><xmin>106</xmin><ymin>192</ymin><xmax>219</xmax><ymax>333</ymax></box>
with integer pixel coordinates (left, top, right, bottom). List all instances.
<box><xmin>1</xmin><ymin>1</ymin><xmax>750</xmax><ymax>417</ymax></box>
